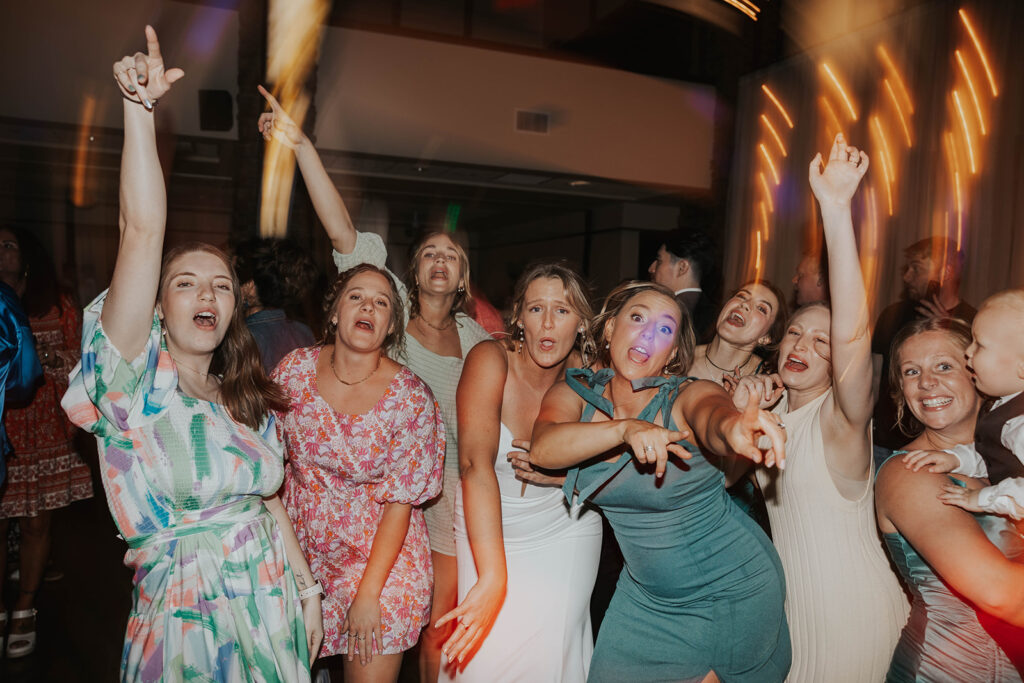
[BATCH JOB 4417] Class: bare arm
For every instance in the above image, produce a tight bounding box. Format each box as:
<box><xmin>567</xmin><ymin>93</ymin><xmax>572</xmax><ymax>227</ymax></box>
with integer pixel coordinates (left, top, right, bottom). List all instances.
<box><xmin>435</xmin><ymin>341</ymin><xmax>508</xmax><ymax>664</ymax></box>
<box><xmin>811</xmin><ymin>136</ymin><xmax>874</xmax><ymax>430</ymax></box>
<box><xmin>257</xmin><ymin>86</ymin><xmax>356</xmax><ymax>253</ymax></box>
<box><xmin>104</xmin><ymin>27</ymin><xmax>184</xmax><ymax>360</ymax></box>
<box><xmin>877</xmin><ymin>464</ymin><xmax>1024</xmax><ymax>626</ymax></box>
<box><xmin>263</xmin><ymin>494</ymin><xmax>323</xmax><ymax>663</ymax></box>
<box><xmin>344</xmin><ymin>501</ymin><xmax>412</xmax><ymax>665</ymax></box>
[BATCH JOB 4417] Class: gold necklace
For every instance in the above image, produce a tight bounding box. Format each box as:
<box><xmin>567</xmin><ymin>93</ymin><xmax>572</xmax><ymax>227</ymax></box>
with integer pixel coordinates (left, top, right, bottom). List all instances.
<box><xmin>417</xmin><ymin>314</ymin><xmax>454</xmax><ymax>332</ymax></box>
<box><xmin>330</xmin><ymin>352</ymin><xmax>382</xmax><ymax>386</ymax></box>
<box><xmin>170</xmin><ymin>354</ymin><xmax>211</xmax><ymax>378</ymax></box>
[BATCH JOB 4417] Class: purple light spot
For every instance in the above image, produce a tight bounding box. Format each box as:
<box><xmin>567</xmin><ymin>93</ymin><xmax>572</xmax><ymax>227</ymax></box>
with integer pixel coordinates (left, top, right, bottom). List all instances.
<box><xmin>185</xmin><ymin>8</ymin><xmax>235</xmax><ymax>59</ymax></box>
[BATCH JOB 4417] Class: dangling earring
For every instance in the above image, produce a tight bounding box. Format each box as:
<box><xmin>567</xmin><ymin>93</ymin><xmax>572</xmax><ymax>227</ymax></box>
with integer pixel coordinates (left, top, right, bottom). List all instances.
<box><xmin>457</xmin><ymin>284</ymin><xmax>466</xmax><ymax>294</ymax></box>
<box><xmin>517</xmin><ymin>323</ymin><xmax>524</xmax><ymax>353</ymax></box>
<box><xmin>604</xmin><ymin>341</ymin><xmax>610</xmax><ymax>350</ymax></box>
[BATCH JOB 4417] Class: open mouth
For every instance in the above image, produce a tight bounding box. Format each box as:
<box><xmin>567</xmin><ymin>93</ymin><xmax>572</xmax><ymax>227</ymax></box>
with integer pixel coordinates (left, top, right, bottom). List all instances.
<box><xmin>538</xmin><ymin>337</ymin><xmax>556</xmax><ymax>352</ymax></box>
<box><xmin>726</xmin><ymin>311</ymin><xmax>745</xmax><ymax>327</ymax></box>
<box><xmin>355</xmin><ymin>318</ymin><xmax>375</xmax><ymax>331</ymax></box>
<box><xmin>193</xmin><ymin>311</ymin><xmax>217</xmax><ymax>328</ymax></box>
<box><xmin>921</xmin><ymin>397</ymin><xmax>953</xmax><ymax>409</ymax></box>
<box><xmin>627</xmin><ymin>345</ymin><xmax>650</xmax><ymax>364</ymax></box>
<box><xmin>430</xmin><ymin>268</ymin><xmax>449</xmax><ymax>281</ymax></box>
<box><xmin>783</xmin><ymin>355</ymin><xmax>807</xmax><ymax>372</ymax></box>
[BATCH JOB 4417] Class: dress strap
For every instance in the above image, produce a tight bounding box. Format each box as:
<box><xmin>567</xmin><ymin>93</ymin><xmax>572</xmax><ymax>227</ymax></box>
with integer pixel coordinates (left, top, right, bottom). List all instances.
<box><xmin>562</xmin><ymin>368</ymin><xmax>697</xmax><ymax>504</ymax></box>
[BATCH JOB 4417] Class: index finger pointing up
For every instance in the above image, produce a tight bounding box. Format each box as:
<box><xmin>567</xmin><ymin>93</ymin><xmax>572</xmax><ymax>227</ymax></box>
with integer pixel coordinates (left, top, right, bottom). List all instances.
<box><xmin>145</xmin><ymin>25</ymin><xmax>163</xmax><ymax>61</ymax></box>
<box><xmin>257</xmin><ymin>84</ymin><xmax>283</xmax><ymax>112</ymax></box>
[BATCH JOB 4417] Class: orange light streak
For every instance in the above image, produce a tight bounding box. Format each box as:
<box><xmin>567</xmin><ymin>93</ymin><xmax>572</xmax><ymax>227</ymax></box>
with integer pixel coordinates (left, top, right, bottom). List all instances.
<box><xmin>722</xmin><ymin>0</ymin><xmax>758</xmax><ymax>21</ymax></box>
<box><xmin>862</xmin><ymin>186</ymin><xmax>880</xmax><ymax>317</ymax></box>
<box><xmin>755</xmin><ymin>230</ymin><xmax>763</xmax><ymax>282</ymax></box>
<box><xmin>959</xmin><ymin>8</ymin><xmax>998</xmax><ymax>96</ymax></box>
<box><xmin>871</xmin><ymin>116</ymin><xmax>895</xmax><ymax>216</ymax></box>
<box><xmin>759</xmin><ymin>143</ymin><xmax>780</xmax><ymax>185</ymax></box>
<box><xmin>819</xmin><ymin>96</ymin><xmax>843</xmax><ymax>140</ymax></box>
<box><xmin>884</xmin><ymin>80</ymin><xmax>913</xmax><ymax>147</ymax></box>
<box><xmin>955</xmin><ymin>50</ymin><xmax>987</xmax><ymax>135</ymax></box>
<box><xmin>760</xmin><ymin>115</ymin><xmax>787</xmax><ymax>157</ymax></box>
<box><xmin>876</xmin><ymin>45</ymin><xmax>914</xmax><ymax>114</ymax></box>
<box><xmin>952</xmin><ymin>90</ymin><xmax>977</xmax><ymax>174</ymax></box>
<box><xmin>758</xmin><ymin>172</ymin><xmax>774</xmax><ymax>213</ymax></box>
<box><xmin>761</xmin><ymin>84</ymin><xmax>794</xmax><ymax>128</ymax></box>
<box><xmin>759</xmin><ymin>201</ymin><xmax>770</xmax><ymax>240</ymax></box>
<box><xmin>954</xmin><ymin>171</ymin><xmax>964</xmax><ymax>251</ymax></box>
<box><xmin>821</xmin><ymin>62</ymin><xmax>858</xmax><ymax>120</ymax></box>
<box><xmin>72</xmin><ymin>95</ymin><xmax>97</xmax><ymax>208</ymax></box>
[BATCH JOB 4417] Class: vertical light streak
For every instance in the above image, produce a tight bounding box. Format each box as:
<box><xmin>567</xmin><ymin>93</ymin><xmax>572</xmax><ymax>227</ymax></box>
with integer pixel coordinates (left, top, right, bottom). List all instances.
<box><xmin>954</xmin><ymin>171</ymin><xmax>964</xmax><ymax>251</ymax></box>
<box><xmin>758</xmin><ymin>172</ymin><xmax>774</xmax><ymax>213</ymax></box>
<box><xmin>760</xmin><ymin>114</ymin><xmax>787</xmax><ymax>156</ymax></box>
<box><xmin>955</xmin><ymin>50</ymin><xmax>987</xmax><ymax>135</ymax></box>
<box><xmin>759</xmin><ymin>201</ymin><xmax>770</xmax><ymax>240</ymax></box>
<box><xmin>959</xmin><ymin>8</ymin><xmax>998</xmax><ymax>96</ymax></box>
<box><xmin>862</xmin><ymin>186</ymin><xmax>880</xmax><ymax>319</ymax></box>
<box><xmin>72</xmin><ymin>95</ymin><xmax>97</xmax><ymax>208</ymax></box>
<box><xmin>819</xmin><ymin>96</ymin><xmax>843</xmax><ymax>140</ymax></box>
<box><xmin>952</xmin><ymin>90</ymin><xmax>977</xmax><ymax>174</ymax></box>
<box><xmin>759</xmin><ymin>143</ymin><xmax>780</xmax><ymax>185</ymax></box>
<box><xmin>761</xmin><ymin>84</ymin><xmax>794</xmax><ymax>128</ymax></box>
<box><xmin>884</xmin><ymin>79</ymin><xmax>913</xmax><ymax>147</ymax></box>
<box><xmin>877</xmin><ymin>45</ymin><xmax>914</xmax><ymax>113</ymax></box>
<box><xmin>821</xmin><ymin>62</ymin><xmax>858</xmax><ymax>120</ymax></box>
<box><xmin>755</xmin><ymin>229</ymin><xmax>763</xmax><ymax>283</ymax></box>
<box><xmin>871</xmin><ymin>116</ymin><xmax>895</xmax><ymax>216</ymax></box>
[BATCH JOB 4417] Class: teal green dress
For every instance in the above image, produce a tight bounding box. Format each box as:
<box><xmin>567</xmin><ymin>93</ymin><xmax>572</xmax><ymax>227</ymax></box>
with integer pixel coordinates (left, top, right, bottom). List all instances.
<box><xmin>879</xmin><ymin>453</ymin><xmax>1024</xmax><ymax>682</ymax></box>
<box><xmin>564</xmin><ymin>369</ymin><xmax>790</xmax><ymax>683</ymax></box>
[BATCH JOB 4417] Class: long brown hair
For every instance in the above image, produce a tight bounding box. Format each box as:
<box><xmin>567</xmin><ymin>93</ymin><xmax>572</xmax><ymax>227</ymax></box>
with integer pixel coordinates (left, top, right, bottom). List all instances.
<box><xmin>504</xmin><ymin>261</ymin><xmax>596</xmax><ymax>366</ymax></box>
<box><xmin>321</xmin><ymin>263</ymin><xmax>406</xmax><ymax>358</ymax></box>
<box><xmin>159</xmin><ymin>242</ymin><xmax>288</xmax><ymax>429</ymax></box>
<box><xmin>889</xmin><ymin>316</ymin><xmax>974</xmax><ymax>437</ymax></box>
<box><xmin>406</xmin><ymin>231</ymin><xmax>473</xmax><ymax>320</ymax></box>
<box><xmin>592</xmin><ymin>281</ymin><xmax>695</xmax><ymax>375</ymax></box>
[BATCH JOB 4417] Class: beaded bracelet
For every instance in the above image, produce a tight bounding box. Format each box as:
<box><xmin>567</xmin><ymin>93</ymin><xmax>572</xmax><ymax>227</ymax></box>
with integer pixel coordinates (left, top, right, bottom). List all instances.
<box><xmin>298</xmin><ymin>581</ymin><xmax>324</xmax><ymax>601</ymax></box>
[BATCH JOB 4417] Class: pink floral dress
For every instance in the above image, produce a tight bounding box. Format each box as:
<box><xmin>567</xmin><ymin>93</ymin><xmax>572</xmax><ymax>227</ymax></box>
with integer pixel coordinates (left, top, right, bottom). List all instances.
<box><xmin>272</xmin><ymin>346</ymin><xmax>445</xmax><ymax>655</ymax></box>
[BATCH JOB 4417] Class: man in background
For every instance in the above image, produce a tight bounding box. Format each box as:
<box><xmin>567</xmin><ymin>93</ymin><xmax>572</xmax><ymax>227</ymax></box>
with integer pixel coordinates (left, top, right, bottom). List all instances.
<box><xmin>648</xmin><ymin>227</ymin><xmax>719</xmax><ymax>344</ymax></box>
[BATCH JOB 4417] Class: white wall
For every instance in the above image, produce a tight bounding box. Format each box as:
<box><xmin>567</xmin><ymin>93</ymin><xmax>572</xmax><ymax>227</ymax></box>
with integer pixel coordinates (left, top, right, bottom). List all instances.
<box><xmin>315</xmin><ymin>26</ymin><xmax>717</xmax><ymax>189</ymax></box>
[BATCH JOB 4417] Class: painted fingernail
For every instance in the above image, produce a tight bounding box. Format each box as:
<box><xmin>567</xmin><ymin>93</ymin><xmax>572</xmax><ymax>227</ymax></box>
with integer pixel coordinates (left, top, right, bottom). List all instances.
<box><xmin>128</xmin><ymin>84</ymin><xmax>136</xmax><ymax>92</ymax></box>
<box><xmin>144</xmin><ymin>98</ymin><xmax>152</xmax><ymax>109</ymax></box>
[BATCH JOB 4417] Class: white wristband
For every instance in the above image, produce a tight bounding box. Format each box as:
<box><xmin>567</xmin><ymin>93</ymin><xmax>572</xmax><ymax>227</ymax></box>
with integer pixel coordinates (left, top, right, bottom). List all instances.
<box><xmin>298</xmin><ymin>581</ymin><xmax>324</xmax><ymax>601</ymax></box>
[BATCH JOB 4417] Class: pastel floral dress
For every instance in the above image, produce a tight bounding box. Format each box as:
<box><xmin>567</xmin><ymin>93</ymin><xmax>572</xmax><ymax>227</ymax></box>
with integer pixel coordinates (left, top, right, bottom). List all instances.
<box><xmin>272</xmin><ymin>346</ymin><xmax>445</xmax><ymax>655</ymax></box>
<box><xmin>61</xmin><ymin>292</ymin><xmax>309</xmax><ymax>683</ymax></box>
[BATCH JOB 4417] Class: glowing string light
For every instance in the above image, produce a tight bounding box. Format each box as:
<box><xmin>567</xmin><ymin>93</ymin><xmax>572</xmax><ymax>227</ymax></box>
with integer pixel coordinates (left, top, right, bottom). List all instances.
<box><xmin>759</xmin><ymin>143</ymin><xmax>780</xmax><ymax>185</ymax></box>
<box><xmin>955</xmin><ymin>50</ymin><xmax>987</xmax><ymax>135</ymax></box>
<box><xmin>959</xmin><ymin>8</ymin><xmax>998</xmax><ymax>96</ymax></box>
<box><xmin>761</xmin><ymin>84</ymin><xmax>794</xmax><ymax>128</ymax></box>
<box><xmin>821</xmin><ymin>62</ymin><xmax>858</xmax><ymax>121</ymax></box>
<box><xmin>876</xmin><ymin>45</ymin><xmax>914</xmax><ymax>114</ymax></box>
<box><xmin>758</xmin><ymin>172</ymin><xmax>774</xmax><ymax>213</ymax></box>
<box><xmin>755</xmin><ymin>229</ymin><xmax>763</xmax><ymax>282</ymax></box>
<box><xmin>954</xmin><ymin>170</ymin><xmax>964</xmax><ymax>251</ymax></box>
<box><xmin>759</xmin><ymin>201</ymin><xmax>770</xmax><ymax>240</ymax></box>
<box><xmin>871</xmin><ymin>117</ymin><xmax>895</xmax><ymax>216</ymax></box>
<box><xmin>884</xmin><ymin>80</ymin><xmax>913</xmax><ymax>147</ymax></box>
<box><xmin>819</xmin><ymin>96</ymin><xmax>843</xmax><ymax>140</ymax></box>
<box><xmin>952</xmin><ymin>90</ymin><xmax>977</xmax><ymax>174</ymax></box>
<box><xmin>760</xmin><ymin>114</ymin><xmax>787</xmax><ymax>157</ymax></box>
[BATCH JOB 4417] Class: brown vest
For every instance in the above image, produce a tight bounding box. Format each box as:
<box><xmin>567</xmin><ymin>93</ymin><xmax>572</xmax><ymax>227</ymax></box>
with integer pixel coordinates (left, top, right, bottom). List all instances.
<box><xmin>975</xmin><ymin>392</ymin><xmax>1024</xmax><ymax>484</ymax></box>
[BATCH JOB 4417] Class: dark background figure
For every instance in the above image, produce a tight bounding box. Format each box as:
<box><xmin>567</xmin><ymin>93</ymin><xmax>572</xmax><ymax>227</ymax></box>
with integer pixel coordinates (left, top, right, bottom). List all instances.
<box><xmin>647</xmin><ymin>227</ymin><xmax>720</xmax><ymax>345</ymax></box>
<box><xmin>0</xmin><ymin>228</ymin><xmax>93</xmax><ymax>659</ymax></box>
<box><xmin>872</xmin><ymin>237</ymin><xmax>976</xmax><ymax>454</ymax></box>
<box><xmin>792</xmin><ymin>247</ymin><xmax>829</xmax><ymax>307</ymax></box>
<box><xmin>233</xmin><ymin>238</ymin><xmax>322</xmax><ymax>373</ymax></box>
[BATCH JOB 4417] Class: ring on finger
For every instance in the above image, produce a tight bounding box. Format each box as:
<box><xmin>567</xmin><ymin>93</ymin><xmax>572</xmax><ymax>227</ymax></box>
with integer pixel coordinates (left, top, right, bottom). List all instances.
<box><xmin>644</xmin><ymin>444</ymin><xmax>654</xmax><ymax>454</ymax></box>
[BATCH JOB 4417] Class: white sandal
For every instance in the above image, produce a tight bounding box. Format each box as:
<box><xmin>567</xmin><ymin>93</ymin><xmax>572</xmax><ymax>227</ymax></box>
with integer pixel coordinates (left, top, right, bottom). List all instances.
<box><xmin>6</xmin><ymin>608</ymin><xmax>37</xmax><ymax>658</ymax></box>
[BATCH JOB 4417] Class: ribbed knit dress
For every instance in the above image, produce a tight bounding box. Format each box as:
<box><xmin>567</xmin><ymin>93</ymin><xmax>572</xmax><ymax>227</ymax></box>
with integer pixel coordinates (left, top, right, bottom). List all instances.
<box><xmin>755</xmin><ymin>389</ymin><xmax>909</xmax><ymax>682</ymax></box>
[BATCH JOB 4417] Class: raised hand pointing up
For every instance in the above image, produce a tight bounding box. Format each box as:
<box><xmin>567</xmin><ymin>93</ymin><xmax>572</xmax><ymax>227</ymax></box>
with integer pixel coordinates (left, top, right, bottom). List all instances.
<box><xmin>112</xmin><ymin>25</ymin><xmax>184</xmax><ymax>110</ymax></box>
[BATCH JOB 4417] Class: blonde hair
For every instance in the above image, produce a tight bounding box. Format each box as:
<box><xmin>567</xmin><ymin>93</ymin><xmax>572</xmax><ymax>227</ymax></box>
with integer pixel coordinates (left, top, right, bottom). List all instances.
<box><xmin>592</xmin><ymin>281</ymin><xmax>695</xmax><ymax>374</ymax></box>
<box><xmin>505</xmin><ymin>261</ymin><xmax>596</xmax><ymax>366</ymax></box>
<box><xmin>406</xmin><ymin>231</ymin><xmax>473</xmax><ymax>319</ymax></box>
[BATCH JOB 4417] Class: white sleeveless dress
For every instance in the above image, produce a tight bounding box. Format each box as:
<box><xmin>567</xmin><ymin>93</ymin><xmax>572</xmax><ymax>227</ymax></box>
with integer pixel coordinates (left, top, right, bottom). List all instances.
<box><xmin>756</xmin><ymin>389</ymin><xmax>909</xmax><ymax>682</ymax></box>
<box><xmin>449</xmin><ymin>423</ymin><xmax>603</xmax><ymax>682</ymax></box>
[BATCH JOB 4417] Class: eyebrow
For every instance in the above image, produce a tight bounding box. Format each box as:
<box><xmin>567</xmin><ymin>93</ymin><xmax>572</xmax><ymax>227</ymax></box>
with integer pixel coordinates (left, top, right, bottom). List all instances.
<box><xmin>169</xmin><ymin>271</ymin><xmax>232</xmax><ymax>280</ymax></box>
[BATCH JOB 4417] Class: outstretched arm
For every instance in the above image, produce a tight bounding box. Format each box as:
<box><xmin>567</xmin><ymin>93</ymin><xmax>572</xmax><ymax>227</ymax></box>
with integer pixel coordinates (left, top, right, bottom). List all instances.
<box><xmin>257</xmin><ymin>86</ymin><xmax>356</xmax><ymax>253</ymax></box>
<box><xmin>103</xmin><ymin>26</ymin><xmax>184</xmax><ymax>360</ymax></box>
<box><xmin>435</xmin><ymin>341</ymin><xmax>507</xmax><ymax>664</ymax></box>
<box><xmin>810</xmin><ymin>135</ymin><xmax>874</xmax><ymax>440</ymax></box>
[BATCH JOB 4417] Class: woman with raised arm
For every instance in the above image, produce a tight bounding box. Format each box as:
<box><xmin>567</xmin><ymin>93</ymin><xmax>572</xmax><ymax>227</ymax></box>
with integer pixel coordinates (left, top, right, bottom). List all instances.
<box><xmin>729</xmin><ymin>135</ymin><xmax>909</xmax><ymax>680</ymax></box>
<box><xmin>876</xmin><ymin>317</ymin><xmax>1024</xmax><ymax>680</ymax></box>
<box><xmin>529</xmin><ymin>279</ymin><xmax>790</xmax><ymax>682</ymax></box>
<box><xmin>436</xmin><ymin>262</ymin><xmax>602</xmax><ymax>680</ymax></box>
<box><xmin>272</xmin><ymin>263</ymin><xmax>445</xmax><ymax>682</ymax></box>
<box><xmin>60</xmin><ymin>28</ymin><xmax>321</xmax><ymax>680</ymax></box>
<box><xmin>259</xmin><ymin>89</ymin><xmax>491</xmax><ymax>680</ymax></box>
